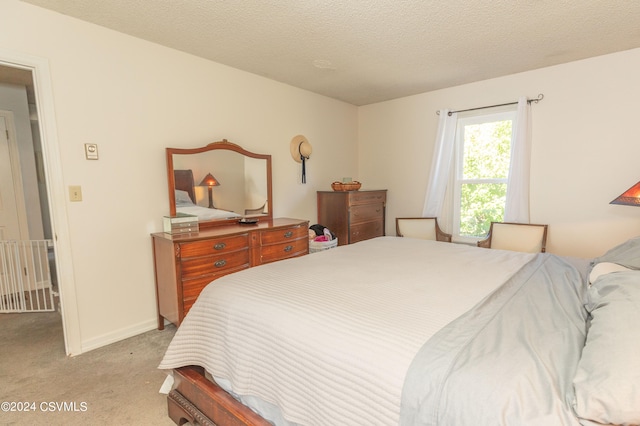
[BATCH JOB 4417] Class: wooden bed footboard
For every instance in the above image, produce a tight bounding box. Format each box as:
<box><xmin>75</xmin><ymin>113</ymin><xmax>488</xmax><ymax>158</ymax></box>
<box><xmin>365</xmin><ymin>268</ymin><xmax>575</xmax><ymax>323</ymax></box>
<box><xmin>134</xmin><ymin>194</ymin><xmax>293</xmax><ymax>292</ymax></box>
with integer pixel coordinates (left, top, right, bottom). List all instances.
<box><xmin>169</xmin><ymin>366</ymin><xmax>272</xmax><ymax>426</ymax></box>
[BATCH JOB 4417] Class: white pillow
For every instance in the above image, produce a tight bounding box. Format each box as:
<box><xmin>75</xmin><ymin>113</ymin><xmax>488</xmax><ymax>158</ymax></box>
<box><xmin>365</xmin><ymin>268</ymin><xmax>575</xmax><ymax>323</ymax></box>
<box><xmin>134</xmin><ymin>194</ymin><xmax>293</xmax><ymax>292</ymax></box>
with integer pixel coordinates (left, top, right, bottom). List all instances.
<box><xmin>588</xmin><ymin>262</ymin><xmax>632</xmax><ymax>284</ymax></box>
<box><xmin>174</xmin><ymin>189</ymin><xmax>193</xmax><ymax>205</ymax></box>
<box><xmin>572</xmin><ymin>270</ymin><xmax>640</xmax><ymax>425</ymax></box>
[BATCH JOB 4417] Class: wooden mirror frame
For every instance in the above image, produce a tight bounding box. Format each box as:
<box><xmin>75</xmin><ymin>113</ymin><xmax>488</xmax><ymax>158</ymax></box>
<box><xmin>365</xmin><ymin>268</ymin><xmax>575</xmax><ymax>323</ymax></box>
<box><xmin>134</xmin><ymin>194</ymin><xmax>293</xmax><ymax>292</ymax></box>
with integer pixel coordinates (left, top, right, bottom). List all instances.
<box><xmin>166</xmin><ymin>139</ymin><xmax>273</xmax><ymax>229</ymax></box>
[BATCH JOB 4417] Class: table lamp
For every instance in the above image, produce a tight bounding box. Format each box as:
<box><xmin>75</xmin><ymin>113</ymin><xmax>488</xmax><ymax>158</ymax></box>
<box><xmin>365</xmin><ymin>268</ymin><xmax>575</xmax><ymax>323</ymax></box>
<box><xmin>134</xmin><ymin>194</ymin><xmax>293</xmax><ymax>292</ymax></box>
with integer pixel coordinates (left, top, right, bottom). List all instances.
<box><xmin>610</xmin><ymin>181</ymin><xmax>640</xmax><ymax>207</ymax></box>
<box><xmin>199</xmin><ymin>173</ymin><xmax>220</xmax><ymax>209</ymax></box>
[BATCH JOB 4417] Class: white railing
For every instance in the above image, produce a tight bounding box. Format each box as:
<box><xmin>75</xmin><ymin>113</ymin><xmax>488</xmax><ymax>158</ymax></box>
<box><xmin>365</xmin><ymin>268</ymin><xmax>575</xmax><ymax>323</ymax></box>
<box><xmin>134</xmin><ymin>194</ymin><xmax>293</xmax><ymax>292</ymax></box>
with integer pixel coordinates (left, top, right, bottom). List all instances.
<box><xmin>0</xmin><ymin>240</ymin><xmax>55</xmax><ymax>312</ymax></box>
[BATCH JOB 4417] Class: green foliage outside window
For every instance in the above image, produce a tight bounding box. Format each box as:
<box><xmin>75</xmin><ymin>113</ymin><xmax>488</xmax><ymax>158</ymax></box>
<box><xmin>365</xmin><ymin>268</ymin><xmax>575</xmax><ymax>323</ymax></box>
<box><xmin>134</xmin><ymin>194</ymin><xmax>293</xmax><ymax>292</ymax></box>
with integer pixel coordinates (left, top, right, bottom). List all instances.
<box><xmin>460</xmin><ymin>183</ymin><xmax>507</xmax><ymax>236</ymax></box>
<box><xmin>459</xmin><ymin>120</ymin><xmax>512</xmax><ymax>237</ymax></box>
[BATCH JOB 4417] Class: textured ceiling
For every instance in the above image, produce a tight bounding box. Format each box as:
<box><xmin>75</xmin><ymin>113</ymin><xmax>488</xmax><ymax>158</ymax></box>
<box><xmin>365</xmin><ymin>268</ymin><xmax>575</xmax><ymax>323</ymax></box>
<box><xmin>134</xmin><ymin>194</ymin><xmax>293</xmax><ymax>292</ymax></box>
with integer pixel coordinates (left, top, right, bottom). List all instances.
<box><xmin>17</xmin><ymin>0</ymin><xmax>640</xmax><ymax>105</ymax></box>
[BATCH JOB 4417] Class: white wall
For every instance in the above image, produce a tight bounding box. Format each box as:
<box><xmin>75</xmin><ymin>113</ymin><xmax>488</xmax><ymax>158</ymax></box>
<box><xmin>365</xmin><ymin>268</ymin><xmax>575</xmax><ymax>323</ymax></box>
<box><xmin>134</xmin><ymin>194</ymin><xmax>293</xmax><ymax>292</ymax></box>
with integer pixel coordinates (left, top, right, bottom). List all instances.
<box><xmin>4</xmin><ymin>0</ymin><xmax>639</xmax><ymax>353</ymax></box>
<box><xmin>359</xmin><ymin>48</ymin><xmax>640</xmax><ymax>258</ymax></box>
<box><xmin>1</xmin><ymin>0</ymin><xmax>358</xmax><ymax>353</ymax></box>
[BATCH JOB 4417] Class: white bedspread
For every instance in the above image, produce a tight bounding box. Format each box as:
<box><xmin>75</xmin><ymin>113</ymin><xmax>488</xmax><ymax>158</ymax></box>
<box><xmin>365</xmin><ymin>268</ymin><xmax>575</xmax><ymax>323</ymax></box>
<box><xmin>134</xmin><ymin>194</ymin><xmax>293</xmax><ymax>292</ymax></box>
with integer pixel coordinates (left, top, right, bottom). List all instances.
<box><xmin>176</xmin><ymin>204</ymin><xmax>241</xmax><ymax>220</ymax></box>
<box><xmin>159</xmin><ymin>237</ymin><xmax>534</xmax><ymax>426</ymax></box>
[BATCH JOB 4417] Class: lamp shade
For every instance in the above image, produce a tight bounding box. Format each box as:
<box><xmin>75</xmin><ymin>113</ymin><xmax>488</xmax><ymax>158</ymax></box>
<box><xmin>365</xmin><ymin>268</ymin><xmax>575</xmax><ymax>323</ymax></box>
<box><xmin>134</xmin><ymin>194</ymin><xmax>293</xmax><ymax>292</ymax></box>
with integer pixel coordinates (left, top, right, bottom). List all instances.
<box><xmin>199</xmin><ymin>173</ymin><xmax>220</xmax><ymax>187</ymax></box>
<box><xmin>610</xmin><ymin>181</ymin><xmax>640</xmax><ymax>207</ymax></box>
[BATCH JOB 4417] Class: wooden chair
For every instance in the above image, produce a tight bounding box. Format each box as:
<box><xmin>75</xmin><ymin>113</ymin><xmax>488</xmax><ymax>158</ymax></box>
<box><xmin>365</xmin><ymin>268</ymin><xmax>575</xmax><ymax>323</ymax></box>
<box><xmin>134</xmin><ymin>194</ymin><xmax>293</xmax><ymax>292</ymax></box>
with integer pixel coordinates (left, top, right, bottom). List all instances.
<box><xmin>395</xmin><ymin>217</ymin><xmax>452</xmax><ymax>242</ymax></box>
<box><xmin>477</xmin><ymin>222</ymin><xmax>548</xmax><ymax>253</ymax></box>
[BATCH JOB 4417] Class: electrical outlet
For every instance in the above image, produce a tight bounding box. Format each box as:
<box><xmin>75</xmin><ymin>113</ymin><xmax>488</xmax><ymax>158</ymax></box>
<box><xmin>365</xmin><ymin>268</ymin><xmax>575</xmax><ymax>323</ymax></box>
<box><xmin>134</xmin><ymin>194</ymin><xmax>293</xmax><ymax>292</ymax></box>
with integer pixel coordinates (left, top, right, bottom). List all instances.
<box><xmin>69</xmin><ymin>185</ymin><xmax>82</xmax><ymax>202</ymax></box>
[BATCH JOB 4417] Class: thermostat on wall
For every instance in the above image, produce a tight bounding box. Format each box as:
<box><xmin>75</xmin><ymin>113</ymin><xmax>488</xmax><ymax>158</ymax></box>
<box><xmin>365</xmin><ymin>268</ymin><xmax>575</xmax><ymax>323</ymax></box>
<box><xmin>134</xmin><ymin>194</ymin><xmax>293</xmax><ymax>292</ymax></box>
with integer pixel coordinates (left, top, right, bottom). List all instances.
<box><xmin>84</xmin><ymin>143</ymin><xmax>99</xmax><ymax>160</ymax></box>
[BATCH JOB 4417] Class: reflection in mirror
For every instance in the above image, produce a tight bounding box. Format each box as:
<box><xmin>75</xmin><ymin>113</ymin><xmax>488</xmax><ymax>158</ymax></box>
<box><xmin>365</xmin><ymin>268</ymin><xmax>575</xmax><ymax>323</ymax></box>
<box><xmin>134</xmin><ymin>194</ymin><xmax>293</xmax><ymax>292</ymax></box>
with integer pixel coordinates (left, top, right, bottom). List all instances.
<box><xmin>167</xmin><ymin>140</ymin><xmax>272</xmax><ymax>228</ymax></box>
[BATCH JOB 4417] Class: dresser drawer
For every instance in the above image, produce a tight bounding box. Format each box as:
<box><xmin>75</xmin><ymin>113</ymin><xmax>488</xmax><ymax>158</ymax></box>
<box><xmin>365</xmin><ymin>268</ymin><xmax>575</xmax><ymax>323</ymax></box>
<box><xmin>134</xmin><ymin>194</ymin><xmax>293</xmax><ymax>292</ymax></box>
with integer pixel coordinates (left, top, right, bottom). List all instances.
<box><xmin>259</xmin><ymin>238</ymin><xmax>308</xmax><ymax>264</ymax></box>
<box><xmin>349</xmin><ymin>191</ymin><xmax>386</xmax><ymax>205</ymax></box>
<box><xmin>182</xmin><ymin>300</ymin><xmax>197</xmax><ymax>318</ymax></box>
<box><xmin>182</xmin><ymin>266</ymin><xmax>249</xmax><ymax>315</ymax></box>
<box><xmin>259</xmin><ymin>225</ymin><xmax>308</xmax><ymax>245</ymax></box>
<box><xmin>350</xmin><ymin>203</ymin><xmax>384</xmax><ymax>223</ymax></box>
<box><xmin>152</xmin><ymin>218</ymin><xmax>309</xmax><ymax>329</ymax></box>
<box><xmin>181</xmin><ymin>249</ymin><xmax>250</xmax><ymax>279</ymax></box>
<box><xmin>350</xmin><ymin>220</ymin><xmax>384</xmax><ymax>243</ymax></box>
<box><xmin>179</xmin><ymin>234</ymin><xmax>250</xmax><ymax>258</ymax></box>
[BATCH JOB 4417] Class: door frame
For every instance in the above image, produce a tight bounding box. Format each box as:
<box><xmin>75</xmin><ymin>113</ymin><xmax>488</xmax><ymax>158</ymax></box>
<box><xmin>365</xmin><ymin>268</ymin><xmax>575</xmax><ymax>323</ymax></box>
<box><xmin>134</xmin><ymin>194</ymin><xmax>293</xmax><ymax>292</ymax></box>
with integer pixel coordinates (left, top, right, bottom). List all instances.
<box><xmin>0</xmin><ymin>111</ymin><xmax>30</xmax><ymax>240</ymax></box>
<box><xmin>0</xmin><ymin>49</ymin><xmax>81</xmax><ymax>356</ymax></box>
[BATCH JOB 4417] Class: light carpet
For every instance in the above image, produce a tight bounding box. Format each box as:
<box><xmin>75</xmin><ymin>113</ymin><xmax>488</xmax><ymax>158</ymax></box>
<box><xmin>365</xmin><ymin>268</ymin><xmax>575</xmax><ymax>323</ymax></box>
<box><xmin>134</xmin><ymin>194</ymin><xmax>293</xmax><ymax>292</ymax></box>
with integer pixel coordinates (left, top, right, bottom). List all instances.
<box><xmin>0</xmin><ymin>311</ymin><xmax>176</xmax><ymax>425</ymax></box>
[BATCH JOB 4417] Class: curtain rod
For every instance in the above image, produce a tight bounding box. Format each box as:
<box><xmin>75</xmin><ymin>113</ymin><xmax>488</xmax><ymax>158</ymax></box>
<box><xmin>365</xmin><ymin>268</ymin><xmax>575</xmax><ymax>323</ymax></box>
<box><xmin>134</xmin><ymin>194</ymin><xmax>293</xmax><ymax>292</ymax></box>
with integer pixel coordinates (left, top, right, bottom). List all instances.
<box><xmin>436</xmin><ymin>93</ymin><xmax>544</xmax><ymax>116</ymax></box>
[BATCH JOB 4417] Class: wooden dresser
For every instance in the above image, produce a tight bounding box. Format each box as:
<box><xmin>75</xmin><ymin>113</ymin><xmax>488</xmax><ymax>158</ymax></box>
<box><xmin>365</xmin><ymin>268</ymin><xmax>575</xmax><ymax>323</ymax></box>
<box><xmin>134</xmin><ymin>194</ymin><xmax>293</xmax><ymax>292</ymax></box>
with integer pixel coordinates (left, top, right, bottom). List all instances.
<box><xmin>151</xmin><ymin>217</ymin><xmax>309</xmax><ymax>328</ymax></box>
<box><xmin>317</xmin><ymin>190</ymin><xmax>387</xmax><ymax>246</ymax></box>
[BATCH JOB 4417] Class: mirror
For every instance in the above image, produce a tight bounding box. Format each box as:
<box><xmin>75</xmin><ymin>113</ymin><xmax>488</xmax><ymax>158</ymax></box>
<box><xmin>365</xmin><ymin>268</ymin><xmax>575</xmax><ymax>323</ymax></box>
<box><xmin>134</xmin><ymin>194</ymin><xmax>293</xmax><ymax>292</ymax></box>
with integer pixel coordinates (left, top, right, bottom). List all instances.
<box><xmin>166</xmin><ymin>140</ymin><xmax>272</xmax><ymax>228</ymax></box>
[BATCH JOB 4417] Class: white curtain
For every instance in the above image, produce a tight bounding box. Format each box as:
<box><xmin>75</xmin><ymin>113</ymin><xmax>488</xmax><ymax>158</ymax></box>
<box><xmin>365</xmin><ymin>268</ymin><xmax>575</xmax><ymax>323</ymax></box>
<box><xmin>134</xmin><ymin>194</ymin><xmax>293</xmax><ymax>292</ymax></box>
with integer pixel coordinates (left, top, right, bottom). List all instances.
<box><xmin>422</xmin><ymin>110</ymin><xmax>458</xmax><ymax>218</ymax></box>
<box><xmin>503</xmin><ymin>97</ymin><xmax>531</xmax><ymax>223</ymax></box>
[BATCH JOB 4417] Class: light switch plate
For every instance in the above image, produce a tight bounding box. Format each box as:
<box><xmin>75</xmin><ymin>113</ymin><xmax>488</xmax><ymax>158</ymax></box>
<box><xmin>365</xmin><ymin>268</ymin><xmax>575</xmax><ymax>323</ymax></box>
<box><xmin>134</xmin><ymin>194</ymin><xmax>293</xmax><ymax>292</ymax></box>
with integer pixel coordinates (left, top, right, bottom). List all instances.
<box><xmin>84</xmin><ymin>143</ymin><xmax>98</xmax><ymax>160</ymax></box>
<box><xmin>69</xmin><ymin>186</ymin><xmax>82</xmax><ymax>202</ymax></box>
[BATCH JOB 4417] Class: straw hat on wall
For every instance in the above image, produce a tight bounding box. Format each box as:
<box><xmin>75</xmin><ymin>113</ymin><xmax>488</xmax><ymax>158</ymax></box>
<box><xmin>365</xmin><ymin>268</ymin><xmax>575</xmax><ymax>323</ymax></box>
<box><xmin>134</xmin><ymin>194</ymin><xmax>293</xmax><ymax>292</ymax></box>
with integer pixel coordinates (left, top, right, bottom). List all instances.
<box><xmin>290</xmin><ymin>135</ymin><xmax>312</xmax><ymax>163</ymax></box>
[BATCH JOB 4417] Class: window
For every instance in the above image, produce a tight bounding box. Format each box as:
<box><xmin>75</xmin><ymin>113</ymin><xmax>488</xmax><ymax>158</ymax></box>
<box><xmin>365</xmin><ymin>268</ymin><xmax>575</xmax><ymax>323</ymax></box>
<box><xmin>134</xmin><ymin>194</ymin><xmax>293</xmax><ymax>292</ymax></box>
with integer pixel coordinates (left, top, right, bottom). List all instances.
<box><xmin>452</xmin><ymin>109</ymin><xmax>516</xmax><ymax>239</ymax></box>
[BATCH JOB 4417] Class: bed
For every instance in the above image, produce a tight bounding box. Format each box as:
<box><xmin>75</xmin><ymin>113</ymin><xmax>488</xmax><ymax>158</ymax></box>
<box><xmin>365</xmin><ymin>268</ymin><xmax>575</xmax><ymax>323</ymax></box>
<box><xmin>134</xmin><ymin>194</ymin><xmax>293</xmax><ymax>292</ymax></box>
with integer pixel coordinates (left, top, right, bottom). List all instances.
<box><xmin>173</xmin><ymin>169</ymin><xmax>241</xmax><ymax>221</ymax></box>
<box><xmin>159</xmin><ymin>236</ymin><xmax>640</xmax><ymax>426</ymax></box>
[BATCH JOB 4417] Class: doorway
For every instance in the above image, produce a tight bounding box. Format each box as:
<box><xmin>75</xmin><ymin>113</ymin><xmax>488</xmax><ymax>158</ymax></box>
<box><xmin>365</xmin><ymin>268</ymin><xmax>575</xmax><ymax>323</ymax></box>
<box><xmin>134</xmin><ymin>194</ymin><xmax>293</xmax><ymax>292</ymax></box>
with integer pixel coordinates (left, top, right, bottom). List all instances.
<box><xmin>0</xmin><ymin>50</ymin><xmax>81</xmax><ymax>355</ymax></box>
<box><xmin>0</xmin><ymin>110</ymin><xmax>56</xmax><ymax>313</ymax></box>
<box><xmin>0</xmin><ymin>113</ymin><xmax>28</xmax><ymax>241</ymax></box>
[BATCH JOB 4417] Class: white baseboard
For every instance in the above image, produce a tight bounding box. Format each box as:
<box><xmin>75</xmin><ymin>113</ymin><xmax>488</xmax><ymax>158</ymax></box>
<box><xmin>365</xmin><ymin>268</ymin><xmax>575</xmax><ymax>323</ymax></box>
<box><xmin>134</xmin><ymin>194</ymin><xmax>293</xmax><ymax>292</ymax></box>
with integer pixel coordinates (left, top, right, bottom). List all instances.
<box><xmin>79</xmin><ymin>318</ymin><xmax>159</xmax><ymax>354</ymax></box>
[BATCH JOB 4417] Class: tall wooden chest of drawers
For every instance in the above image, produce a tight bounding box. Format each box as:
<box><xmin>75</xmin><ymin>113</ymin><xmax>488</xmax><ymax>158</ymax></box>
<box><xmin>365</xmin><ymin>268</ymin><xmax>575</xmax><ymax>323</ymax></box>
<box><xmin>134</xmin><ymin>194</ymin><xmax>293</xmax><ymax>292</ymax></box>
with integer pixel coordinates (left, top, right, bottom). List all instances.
<box><xmin>317</xmin><ymin>190</ymin><xmax>387</xmax><ymax>246</ymax></box>
<box><xmin>151</xmin><ymin>218</ymin><xmax>309</xmax><ymax>328</ymax></box>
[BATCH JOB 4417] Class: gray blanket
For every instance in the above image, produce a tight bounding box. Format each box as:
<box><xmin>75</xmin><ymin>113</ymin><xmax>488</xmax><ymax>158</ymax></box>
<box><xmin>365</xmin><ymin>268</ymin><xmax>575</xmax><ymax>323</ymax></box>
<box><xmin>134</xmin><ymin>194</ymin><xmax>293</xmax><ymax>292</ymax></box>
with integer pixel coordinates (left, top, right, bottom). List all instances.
<box><xmin>400</xmin><ymin>254</ymin><xmax>589</xmax><ymax>426</ymax></box>
<box><xmin>591</xmin><ymin>235</ymin><xmax>640</xmax><ymax>270</ymax></box>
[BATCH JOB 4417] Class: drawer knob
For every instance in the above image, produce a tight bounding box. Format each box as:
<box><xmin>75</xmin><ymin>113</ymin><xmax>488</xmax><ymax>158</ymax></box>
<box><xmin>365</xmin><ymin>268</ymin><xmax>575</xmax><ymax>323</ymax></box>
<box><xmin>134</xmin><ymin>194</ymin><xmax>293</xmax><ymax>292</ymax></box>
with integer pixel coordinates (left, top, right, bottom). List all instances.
<box><xmin>214</xmin><ymin>259</ymin><xmax>227</xmax><ymax>268</ymax></box>
<box><xmin>284</xmin><ymin>245</ymin><xmax>293</xmax><ymax>252</ymax></box>
<box><xmin>214</xmin><ymin>242</ymin><xmax>226</xmax><ymax>250</ymax></box>
<box><xmin>284</xmin><ymin>231</ymin><xmax>293</xmax><ymax>238</ymax></box>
